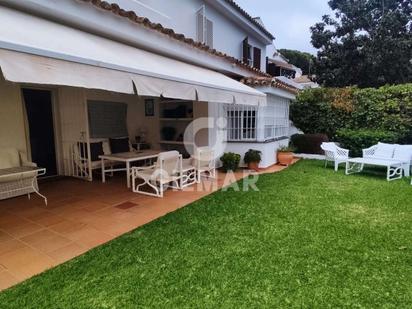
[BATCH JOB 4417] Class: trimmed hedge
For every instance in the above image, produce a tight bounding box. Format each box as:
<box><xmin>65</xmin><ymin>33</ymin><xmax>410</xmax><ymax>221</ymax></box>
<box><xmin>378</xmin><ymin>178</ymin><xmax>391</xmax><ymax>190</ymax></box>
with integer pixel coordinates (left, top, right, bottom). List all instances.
<box><xmin>291</xmin><ymin>134</ymin><xmax>329</xmax><ymax>154</ymax></box>
<box><xmin>335</xmin><ymin>129</ymin><xmax>399</xmax><ymax>157</ymax></box>
<box><xmin>291</xmin><ymin>84</ymin><xmax>412</xmax><ymax>141</ymax></box>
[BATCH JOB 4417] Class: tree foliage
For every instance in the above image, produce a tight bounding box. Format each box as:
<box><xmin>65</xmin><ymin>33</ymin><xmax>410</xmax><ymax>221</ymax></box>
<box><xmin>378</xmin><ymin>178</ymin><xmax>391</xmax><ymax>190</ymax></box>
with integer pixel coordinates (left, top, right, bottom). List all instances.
<box><xmin>311</xmin><ymin>0</ymin><xmax>412</xmax><ymax>88</ymax></box>
<box><xmin>278</xmin><ymin>49</ymin><xmax>316</xmax><ymax>75</ymax></box>
<box><xmin>290</xmin><ymin>83</ymin><xmax>412</xmax><ymax>141</ymax></box>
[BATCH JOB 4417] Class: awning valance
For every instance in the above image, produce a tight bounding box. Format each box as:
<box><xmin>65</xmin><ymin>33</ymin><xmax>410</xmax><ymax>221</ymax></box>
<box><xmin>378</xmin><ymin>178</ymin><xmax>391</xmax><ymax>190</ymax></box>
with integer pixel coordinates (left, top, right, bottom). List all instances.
<box><xmin>0</xmin><ymin>6</ymin><xmax>265</xmax><ymax>105</ymax></box>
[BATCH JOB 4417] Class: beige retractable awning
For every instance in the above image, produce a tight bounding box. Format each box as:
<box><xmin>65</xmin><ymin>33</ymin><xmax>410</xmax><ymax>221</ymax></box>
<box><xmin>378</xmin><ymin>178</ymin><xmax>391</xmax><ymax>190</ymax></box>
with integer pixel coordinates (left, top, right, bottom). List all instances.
<box><xmin>0</xmin><ymin>49</ymin><xmax>135</xmax><ymax>94</ymax></box>
<box><xmin>0</xmin><ymin>6</ymin><xmax>266</xmax><ymax>105</ymax></box>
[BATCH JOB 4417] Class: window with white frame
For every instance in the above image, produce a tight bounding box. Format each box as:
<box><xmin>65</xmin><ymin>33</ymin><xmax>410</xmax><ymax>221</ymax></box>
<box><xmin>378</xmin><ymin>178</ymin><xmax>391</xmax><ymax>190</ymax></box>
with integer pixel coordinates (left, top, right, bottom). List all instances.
<box><xmin>196</xmin><ymin>6</ymin><xmax>213</xmax><ymax>48</ymax></box>
<box><xmin>223</xmin><ymin>105</ymin><xmax>258</xmax><ymax>141</ymax></box>
<box><xmin>221</xmin><ymin>95</ymin><xmax>290</xmax><ymax>142</ymax></box>
<box><xmin>262</xmin><ymin>96</ymin><xmax>290</xmax><ymax>140</ymax></box>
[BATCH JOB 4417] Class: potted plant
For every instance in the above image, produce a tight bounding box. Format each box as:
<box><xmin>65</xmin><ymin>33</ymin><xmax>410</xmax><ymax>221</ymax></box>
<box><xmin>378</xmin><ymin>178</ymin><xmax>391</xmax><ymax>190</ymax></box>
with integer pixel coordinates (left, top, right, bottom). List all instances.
<box><xmin>244</xmin><ymin>149</ymin><xmax>261</xmax><ymax>171</ymax></box>
<box><xmin>277</xmin><ymin>145</ymin><xmax>295</xmax><ymax>166</ymax></box>
<box><xmin>220</xmin><ymin>152</ymin><xmax>241</xmax><ymax>172</ymax></box>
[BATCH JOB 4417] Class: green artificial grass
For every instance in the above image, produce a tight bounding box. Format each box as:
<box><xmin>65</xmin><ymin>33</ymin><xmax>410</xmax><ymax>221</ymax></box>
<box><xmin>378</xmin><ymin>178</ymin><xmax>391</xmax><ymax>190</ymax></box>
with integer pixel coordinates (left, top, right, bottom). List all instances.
<box><xmin>1</xmin><ymin>160</ymin><xmax>411</xmax><ymax>308</ymax></box>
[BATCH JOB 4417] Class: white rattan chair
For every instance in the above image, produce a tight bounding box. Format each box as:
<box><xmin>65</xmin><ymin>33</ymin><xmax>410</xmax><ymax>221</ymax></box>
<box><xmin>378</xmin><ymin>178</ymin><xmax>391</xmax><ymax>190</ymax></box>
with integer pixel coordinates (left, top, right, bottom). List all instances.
<box><xmin>321</xmin><ymin>142</ymin><xmax>349</xmax><ymax>171</ymax></box>
<box><xmin>131</xmin><ymin>151</ymin><xmax>183</xmax><ymax>197</ymax></box>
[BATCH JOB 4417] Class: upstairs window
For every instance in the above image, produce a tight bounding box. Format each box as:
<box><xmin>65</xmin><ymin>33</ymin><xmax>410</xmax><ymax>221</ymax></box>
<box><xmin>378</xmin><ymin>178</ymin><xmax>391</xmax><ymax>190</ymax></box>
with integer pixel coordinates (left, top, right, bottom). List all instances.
<box><xmin>243</xmin><ymin>37</ymin><xmax>261</xmax><ymax>69</ymax></box>
<box><xmin>253</xmin><ymin>47</ymin><xmax>261</xmax><ymax>70</ymax></box>
<box><xmin>196</xmin><ymin>6</ymin><xmax>213</xmax><ymax>48</ymax></box>
<box><xmin>242</xmin><ymin>37</ymin><xmax>253</xmax><ymax>66</ymax></box>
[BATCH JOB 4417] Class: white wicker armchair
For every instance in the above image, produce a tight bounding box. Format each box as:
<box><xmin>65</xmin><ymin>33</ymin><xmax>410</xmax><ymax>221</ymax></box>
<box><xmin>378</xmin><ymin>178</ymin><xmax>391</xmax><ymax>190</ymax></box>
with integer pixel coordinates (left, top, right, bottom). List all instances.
<box><xmin>0</xmin><ymin>148</ymin><xmax>39</xmax><ymax>200</ymax></box>
<box><xmin>321</xmin><ymin>142</ymin><xmax>349</xmax><ymax>171</ymax></box>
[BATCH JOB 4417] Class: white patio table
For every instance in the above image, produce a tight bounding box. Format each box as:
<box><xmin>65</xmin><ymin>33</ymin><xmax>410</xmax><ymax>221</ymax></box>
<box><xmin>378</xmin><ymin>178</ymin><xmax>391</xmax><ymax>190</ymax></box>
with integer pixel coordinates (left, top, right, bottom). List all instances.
<box><xmin>0</xmin><ymin>166</ymin><xmax>47</xmax><ymax>204</ymax></box>
<box><xmin>345</xmin><ymin>157</ymin><xmax>404</xmax><ymax>181</ymax></box>
<box><xmin>100</xmin><ymin>150</ymin><xmax>161</xmax><ymax>188</ymax></box>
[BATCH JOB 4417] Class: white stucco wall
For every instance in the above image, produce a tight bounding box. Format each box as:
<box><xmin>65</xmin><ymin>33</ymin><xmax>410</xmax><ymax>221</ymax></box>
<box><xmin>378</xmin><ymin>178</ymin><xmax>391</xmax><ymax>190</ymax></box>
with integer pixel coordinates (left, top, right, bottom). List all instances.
<box><xmin>0</xmin><ymin>78</ymin><xmax>27</xmax><ymax>153</ymax></box>
<box><xmin>224</xmin><ymin>139</ymin><xmax>289</xmax><ymax>169</ymax></box>
<box><xmin>114</xmin><ymin>0</ymin><xmax>268</xmax><ymax>71</ymax></box>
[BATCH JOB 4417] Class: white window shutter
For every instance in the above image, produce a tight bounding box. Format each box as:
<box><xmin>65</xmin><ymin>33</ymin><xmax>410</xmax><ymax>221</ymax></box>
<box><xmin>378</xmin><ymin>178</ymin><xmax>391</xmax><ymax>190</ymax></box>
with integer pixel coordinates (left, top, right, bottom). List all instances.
<box><xmin>196</xmin><ymin>6</ymin><xmax>205</xmax><ymax>43</ymax></box>
<box><xmin>206</xmin><ymin>18</ymin><xmax>213</xmax><ymax>48</ymax></box>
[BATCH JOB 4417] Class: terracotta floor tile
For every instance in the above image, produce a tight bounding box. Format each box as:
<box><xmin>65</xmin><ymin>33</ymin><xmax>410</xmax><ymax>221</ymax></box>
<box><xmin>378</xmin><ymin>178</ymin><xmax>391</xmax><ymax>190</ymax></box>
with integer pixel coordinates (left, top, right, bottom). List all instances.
<box><xmin>0</xmin><ymin>239</ymin><xmax>26</xmax><ymax>256</ymax></box>
<box><xmin>66</xmin><ymin>226</ymin><xmax>114</xmax><ymax>248</ymax></box>
<box><xmin>47</xmin><ymin>242</ymin><xmax>87</xmax><ymax>264</ymax></box>
<box><xmin>0</xmin><ymin>246</ymin><xmax>55</xmax><ymax>280</ymax></box>
<box><xmin>48</xmin><ymin>220</ymin><xmax>87</xmax><ymax>236</ymax></box>
<box><xmin>27</xmin><ymin>211</ymin><xmax>66</xmax><ymax>227</ymax></box>
<box><xmin>59</xmin><ymin>209</ymin><xmax>101</xmax><ymax>224</ymax></box>
<box><xmin>20</xmin><ymin>230</ymin><xmax>72</xmax><ymax>254</ymax></box>
<box><xmin>0</xmin><ymin>270</ymin><xmax>19</xmax><ymax>291</ymax></box>
<box><xmin>76</xmin><ymin>201</ymin><xmax>110</xmax><ymax>212</ymax></box>
<box><xmin>0</xmin><ymin>212</ymin><xmax>22</xmax><ymax>226</ymax></box>
<box><xmin>0</xmin><ymin>218</ymin><xmax>43</xmax><ymax>239</ymax></box>
<box><xmin>0</xmin><ymin>230</ymin><xmax>13</xmax><ymax>243</ymax></box>
<box><xmin>88</xmin><ymin>217</ymin><xmax>136</xmax><ymax>237</ymax></box>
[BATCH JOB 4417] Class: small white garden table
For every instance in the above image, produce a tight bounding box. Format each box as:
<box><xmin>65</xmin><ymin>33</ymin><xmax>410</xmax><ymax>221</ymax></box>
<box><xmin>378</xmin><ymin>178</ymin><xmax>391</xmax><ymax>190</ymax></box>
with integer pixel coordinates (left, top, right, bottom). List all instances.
<box><xmin>100</xmin><ymin>150</ymin><xmax>160</xmax><ymax>188</ymax></box>
<box><xmin>345</xmin><ymin>157</ymin><xmax>404</xmax><ymax>181</ymax></box>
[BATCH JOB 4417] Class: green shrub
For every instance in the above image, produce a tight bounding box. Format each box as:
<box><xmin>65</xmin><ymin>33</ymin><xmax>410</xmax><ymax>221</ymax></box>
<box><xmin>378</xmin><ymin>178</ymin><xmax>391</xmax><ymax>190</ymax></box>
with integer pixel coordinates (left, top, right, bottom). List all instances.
<box><xmin>243</xmin><ymin>149</ymin><xmax>261</xmax><ymax>164</ymax></box>
<box><xmin>220</xmin><ymin>152</ymin><xmax>241</xmax><ymax>172</ymax></box>
<box><xmin>291</xmin><ymin>133</ymin><xmax>329</xmax><ymax>154</ymax></box>
<box><xmin>335</xmin><ymin>129</ymin><xmax>399</xmax><ymax>157</ymax></box>
<box><xmin>290</xmin><ymin>83</ymin><xmax>412</xmax><ymax>141</ymax></box>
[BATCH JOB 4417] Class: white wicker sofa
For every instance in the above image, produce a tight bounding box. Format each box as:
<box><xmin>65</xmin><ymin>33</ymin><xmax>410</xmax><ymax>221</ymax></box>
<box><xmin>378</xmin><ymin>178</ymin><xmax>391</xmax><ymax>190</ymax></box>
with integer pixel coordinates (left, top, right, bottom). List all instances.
<box><xmin>363</xmin><ymin>142</ymin><xmax>412</xmax><ymax>177</ymax></box>
<box><xmin>0</xmin><ymin>148</ymin><xmax>39</xmax><ymax>200</ymax></box>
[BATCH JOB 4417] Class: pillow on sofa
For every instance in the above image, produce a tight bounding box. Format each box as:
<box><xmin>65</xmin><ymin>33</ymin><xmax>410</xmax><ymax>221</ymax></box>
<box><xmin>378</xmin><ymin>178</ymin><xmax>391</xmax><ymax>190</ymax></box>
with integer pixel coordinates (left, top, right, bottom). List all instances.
<box><xmin>393</xmin><ymin>145</ymin><xmax>412</xmax><ymax>162</ymax></box>
<box><xmin>109</xmin><ymin>137</ymin><xmax>130</xmax><ymax>154</ymax></box>
<box><xmin>0</xmin><ymin>148</ymin><xmax>21</xmax><ymax>169</ymax></box>
<box><xmin>373</xmin><ymin>142</ymin><xmax>395</xmax><ymax>159</ymax></box>
<box><xmin>78</xmin><ymin>142</ymin><xmax>104</xmax><ymax>162</ymax></box>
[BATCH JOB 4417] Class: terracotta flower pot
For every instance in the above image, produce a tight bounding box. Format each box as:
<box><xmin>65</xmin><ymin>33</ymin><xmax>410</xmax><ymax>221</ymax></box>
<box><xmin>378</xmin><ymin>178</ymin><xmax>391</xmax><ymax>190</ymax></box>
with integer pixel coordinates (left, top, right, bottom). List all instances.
<box><xmin>277</xmin><ymin>152</ymin><xmax>294</xmax><ymax>166</ymax></box>
<box><xmin>247</xmin><ymin>161</ymin><xmax>260</xmax><ymax>171</ymax></box>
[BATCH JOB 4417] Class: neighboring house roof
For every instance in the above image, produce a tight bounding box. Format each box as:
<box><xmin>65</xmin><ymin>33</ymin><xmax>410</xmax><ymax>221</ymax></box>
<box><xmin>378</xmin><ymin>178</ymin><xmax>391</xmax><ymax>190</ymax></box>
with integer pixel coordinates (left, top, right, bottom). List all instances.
<box><xmin>241</xmin><ymin>76</ymin><xmax>300</xmax><ymax>94</ymax></box>
<box><xmin>293</xmin><ymin>75</ymin><xmax>313</xmax><ymax>83</ymax></box>
<box><xmin>268</xmin><ymin>59</ymin><xmax>295</xmax><ymax>71</ymax></box>
<box><xmin>78</xmin><ymin>0</ymin><xmax>270</xmax><ymax>77</ymax></box>
<box><xmin>293</xmin><ymin>75</ymin><xmax>319</xmax><ymax>89</ymax></box>
<box><xmin>224</xmin><ymin>0</ymin><xmax>275</xmax><ymax>40</ymax></box>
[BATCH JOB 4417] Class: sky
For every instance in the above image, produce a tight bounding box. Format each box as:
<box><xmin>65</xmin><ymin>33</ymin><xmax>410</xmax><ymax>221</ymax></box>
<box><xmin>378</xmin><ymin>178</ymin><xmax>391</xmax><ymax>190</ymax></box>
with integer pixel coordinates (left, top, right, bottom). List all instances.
<box><xmin>234</xmin><ymin>0</ymin><xmax>333</xmax><ymax>54</ymax></box>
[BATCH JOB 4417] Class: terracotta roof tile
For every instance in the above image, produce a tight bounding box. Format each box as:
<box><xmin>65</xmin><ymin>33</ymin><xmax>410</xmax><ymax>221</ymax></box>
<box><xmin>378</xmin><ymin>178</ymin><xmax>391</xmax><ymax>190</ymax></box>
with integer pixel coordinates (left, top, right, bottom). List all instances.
<box><xmin>224</xmin><ymin>0</ymin><xmax>275</xmax><ymax>40</ymax></box>
<box><xmin>78</xmin><ymin>0</ymin><xmax>270</xmax><ymax>77</ymax></box>
<box><xmin>241</xmin><ymin>77</ymin><xmax>299</xmax><ymax>94</ymax></box>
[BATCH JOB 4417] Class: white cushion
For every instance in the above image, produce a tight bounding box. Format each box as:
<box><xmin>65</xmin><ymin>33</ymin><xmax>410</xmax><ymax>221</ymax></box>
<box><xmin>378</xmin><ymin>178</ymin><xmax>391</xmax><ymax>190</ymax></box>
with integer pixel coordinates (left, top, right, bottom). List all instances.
<box><xmin>373</xmin><ymin>142</ymin><xmax>395</xmax><ymax>159</ymax></box>
<box><xmin>0</xmin><ymin>148</ymin><xmax>21</xmax><ymax>169</ymax></box>
<box><xmin>393</xmin><ymin>145</ymin><xmax>412</xmax><ymax>162</ymax></box>
<box><xmin>90</xmin><ymin>138</ymin><xmax>111</xmax><ymax>155</ymax></box>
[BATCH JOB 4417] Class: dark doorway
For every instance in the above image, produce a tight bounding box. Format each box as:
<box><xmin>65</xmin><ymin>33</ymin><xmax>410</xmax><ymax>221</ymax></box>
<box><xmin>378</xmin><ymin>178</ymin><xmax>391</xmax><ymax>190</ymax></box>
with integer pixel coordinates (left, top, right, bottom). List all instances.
<box><xmin>22</xmin><ymin>88</ymin><xmax>57</xmax><ymax>177</ymax></box>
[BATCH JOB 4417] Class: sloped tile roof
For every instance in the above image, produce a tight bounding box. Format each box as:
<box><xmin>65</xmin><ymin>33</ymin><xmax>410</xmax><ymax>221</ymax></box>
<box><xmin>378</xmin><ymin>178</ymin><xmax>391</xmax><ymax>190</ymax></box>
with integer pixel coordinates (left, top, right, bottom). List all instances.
<box><xmin>78</xmin><ymin>0</ymin><xmax>270</xmax><ymax>77</ymax></box>
<box><xmin>224</xmin><ymin>0</ymin><xmax>275</xmax><ymax>40</ymax></box>
<box><xmin>241</xmin><ymin>76</ymin><xmax>300</xmax><ymax>94</ymax></box>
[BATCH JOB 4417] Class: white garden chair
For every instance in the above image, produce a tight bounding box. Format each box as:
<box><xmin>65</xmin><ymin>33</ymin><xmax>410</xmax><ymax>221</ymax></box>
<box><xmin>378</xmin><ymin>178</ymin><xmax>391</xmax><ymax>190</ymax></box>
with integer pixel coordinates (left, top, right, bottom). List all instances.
<box><xmin>183</xmin><ymin>147</ymin><xmax>216</xmax><ymax>184</ymax></box>
<box><xmin>131</xmin><ymin>151</ymin><xmax>183</xmax><ymax>198</ymax></box>
<box><xmin>320</xmin><ymin>142</ymin><xmax>349</xmax><ymax>171</ymax></box>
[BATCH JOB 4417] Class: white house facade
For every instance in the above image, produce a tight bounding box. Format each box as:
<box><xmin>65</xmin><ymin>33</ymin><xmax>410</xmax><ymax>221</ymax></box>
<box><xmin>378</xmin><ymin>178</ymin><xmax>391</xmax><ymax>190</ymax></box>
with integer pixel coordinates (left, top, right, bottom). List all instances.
<box><xmin>0</xmin><ymin>0</ymin><xmax>298</xmax><ymax>181</ymax></box>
